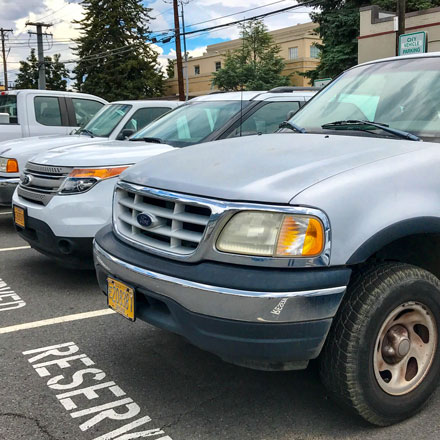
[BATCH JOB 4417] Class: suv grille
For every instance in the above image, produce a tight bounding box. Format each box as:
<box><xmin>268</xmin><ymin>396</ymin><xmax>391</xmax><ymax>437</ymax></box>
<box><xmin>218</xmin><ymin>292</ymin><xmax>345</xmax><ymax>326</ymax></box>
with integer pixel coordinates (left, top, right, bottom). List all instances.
<box><xmin>17</xmin><ymin>162</ymin><xmax>72</xmax><ymax>205</ymax></box>
<box><xmin>114</xmin><ymin>185</ymin><xmax>212</xmax><ymax>255</ymax></box>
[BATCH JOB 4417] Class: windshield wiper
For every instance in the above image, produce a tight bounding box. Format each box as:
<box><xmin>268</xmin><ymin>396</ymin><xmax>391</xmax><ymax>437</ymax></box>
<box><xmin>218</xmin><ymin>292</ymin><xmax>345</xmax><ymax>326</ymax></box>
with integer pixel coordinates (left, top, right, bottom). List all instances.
<box><xmin>321</xmin><ymin>120</ymin><xmax>421</xmax><ymax>141</ymax></box>
<box><xmin>279</xmin><ymin>121</ymin><xmax>307</xmax><ymax>133</ymax></box>
<box><xmin>79</xmin><ymin>128</ymin><xmax>95</xmax><ymax>138</ymax></box>
<box><xmin>129</xmin><ymin>137</ymin><xmax>163</xmax><ymax>143</ymax></box>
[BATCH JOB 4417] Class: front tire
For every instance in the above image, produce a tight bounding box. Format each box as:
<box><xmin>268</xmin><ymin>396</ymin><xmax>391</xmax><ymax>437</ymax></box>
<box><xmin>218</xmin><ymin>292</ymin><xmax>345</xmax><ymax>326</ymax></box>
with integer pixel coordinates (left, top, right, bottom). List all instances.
<box><xmin>320</xmin><ymin>263</ymin><xmax>440</xmax><ymax>426</ymax></box>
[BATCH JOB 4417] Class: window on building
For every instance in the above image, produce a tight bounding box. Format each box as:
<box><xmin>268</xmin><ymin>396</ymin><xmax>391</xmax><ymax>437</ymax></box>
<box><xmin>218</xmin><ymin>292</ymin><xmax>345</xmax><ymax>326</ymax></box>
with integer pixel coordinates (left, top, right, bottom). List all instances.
<box><xmin>215</xmin><ymin>61</ymin><xmax>222</xmax><ymax>71</ymax></box>
<box><xmin>194</xmin><ymin>65</ymin><xmax>200</xmax><ymax>75</ymax></box>
<box><xmin>34</xmin><ymin>96</ymin><xmax>62</xmax><ymax>126</ymax></box>
<box><xmin>310</xmin><ymin>45</ymin><xmax>320</xmax><ymax>59</ymax></box>
<box><xmin>288</xmin><ymin>47</ymin><xmax>298</xmax><ymax>60</ymax></box>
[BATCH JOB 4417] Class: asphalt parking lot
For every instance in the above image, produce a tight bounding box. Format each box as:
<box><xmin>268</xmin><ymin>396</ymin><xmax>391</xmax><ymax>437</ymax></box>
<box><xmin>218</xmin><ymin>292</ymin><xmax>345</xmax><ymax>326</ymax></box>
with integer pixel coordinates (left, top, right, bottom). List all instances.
<box><xmin>1</xmin><ymin>206</ymin><xmax>440</xmax><ymax>440</ymax></box>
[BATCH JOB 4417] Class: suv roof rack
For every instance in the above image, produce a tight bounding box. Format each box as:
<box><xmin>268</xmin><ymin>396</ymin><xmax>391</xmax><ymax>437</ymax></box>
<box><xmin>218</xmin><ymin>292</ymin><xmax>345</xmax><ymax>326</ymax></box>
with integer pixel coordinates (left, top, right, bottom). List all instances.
<box><xmin>268</xmin><ymin>86</ymin><xmax>321</xmax><ymax>93</ymax></box>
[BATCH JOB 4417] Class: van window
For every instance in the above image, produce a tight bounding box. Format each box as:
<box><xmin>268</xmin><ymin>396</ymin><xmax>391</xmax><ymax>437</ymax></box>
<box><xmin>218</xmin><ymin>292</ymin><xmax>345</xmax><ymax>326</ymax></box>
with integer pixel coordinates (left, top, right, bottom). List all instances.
<box><xmin>0</xmin><ymin>94</ymin><xmax>18</xmax><ymax>124</ymax></box>
<box><xmin>227</xmin><ymin>101</ymin><xmax>301</xmax><ymax>138</ymax></box>
<box><xmin>121</xmin><ymin>107</ymin><xmax>171</xmax><ymax>133</ymax></box>
<box><xmin>34</xmin><ymin>96</ymin><xmax>62</xmax><ymax>126</ymax></box>
<box><xmin>72</xmin><ymin>98</ymin><xmax>104</xmax><ymax>127</ymax></box>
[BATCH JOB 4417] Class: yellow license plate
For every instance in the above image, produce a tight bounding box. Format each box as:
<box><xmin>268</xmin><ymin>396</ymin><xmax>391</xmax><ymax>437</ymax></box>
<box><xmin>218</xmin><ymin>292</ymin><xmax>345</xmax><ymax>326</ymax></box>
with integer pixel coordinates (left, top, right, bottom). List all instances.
<box><xmin>107</xmin><ymin>278</ymin><xmax>135</xmax><ymax>321</ymax></box>
<box><xmin>13</xmin><ymin>206</ymin><xmax>25</xmax><ymax>228</ymax></box>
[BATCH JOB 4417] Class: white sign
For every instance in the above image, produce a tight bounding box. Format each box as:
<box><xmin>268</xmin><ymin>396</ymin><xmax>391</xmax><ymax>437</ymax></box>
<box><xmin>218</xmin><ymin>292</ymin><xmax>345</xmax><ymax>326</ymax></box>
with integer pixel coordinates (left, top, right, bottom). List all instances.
<box><xmin>399</xmin><ymin>32</ymin><xmax>427</xmax><ymax>56</ymax></box>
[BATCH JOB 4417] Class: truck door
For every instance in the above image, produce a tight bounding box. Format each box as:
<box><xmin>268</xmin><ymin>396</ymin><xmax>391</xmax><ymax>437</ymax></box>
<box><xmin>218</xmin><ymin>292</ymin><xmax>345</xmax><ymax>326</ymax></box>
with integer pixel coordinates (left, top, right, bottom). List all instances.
<box><xmin>0</xmin><ymin>93</ymin><xmax>22</xmax><ymax>141</ymax></box>
<box><xmin>28</xmin><ymin>94</ymin><xmax>71</xmax><ymax>137</ymax></box>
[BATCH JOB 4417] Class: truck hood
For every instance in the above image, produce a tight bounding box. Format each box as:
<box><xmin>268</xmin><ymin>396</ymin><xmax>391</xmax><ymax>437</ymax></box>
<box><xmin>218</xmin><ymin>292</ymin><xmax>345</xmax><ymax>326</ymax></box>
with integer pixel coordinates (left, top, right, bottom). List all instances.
<box><xmin>0</xmin><ymin>134</ymin><xmax>105</xmax><ymax>157</ymax></box>
<box><xmin>121</xmin><ymin>133</ymin><xmax>423</xmax><ymax>204</ymax></box>
<box><xmin>30</xmin><ymin>140</ymin><xmax>175</xmax><ymax>167</ymax></box>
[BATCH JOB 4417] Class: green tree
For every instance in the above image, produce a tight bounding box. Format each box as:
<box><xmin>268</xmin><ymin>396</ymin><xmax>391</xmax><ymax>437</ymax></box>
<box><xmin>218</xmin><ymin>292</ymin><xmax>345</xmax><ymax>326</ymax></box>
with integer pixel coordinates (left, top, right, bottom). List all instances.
<box><xmin>73</xmin><ymin>0</ymin><xmax>164</xmax><ymax>101</ymax></box>
<box><xmin>212</xmin><ymin>19</ymin><xmax>290</xmax><ymax>91</ymax></box>
<box><xmin>166</xmin><ymin>58</ymin><xmax>175</xmax><ymax>78</ymax></box>
<box><xmin>15</xmin><ymin>49</ymin><xmax>70</xmax><ymax>90</ymax></box>
<box><xmin>306</xmin><ymin>0</ymin><xmax>440</xmax><ymax>83</ymax></box>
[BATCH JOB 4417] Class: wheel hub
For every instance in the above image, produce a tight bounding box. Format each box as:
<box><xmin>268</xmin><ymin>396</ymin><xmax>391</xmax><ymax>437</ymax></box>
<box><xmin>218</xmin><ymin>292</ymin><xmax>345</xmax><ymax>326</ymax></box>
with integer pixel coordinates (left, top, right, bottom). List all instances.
<box><xmin>382</xmin><ymin>324</ymin><xmax>411</xmax><ymax>363</ymax></box>
<box><xmin>373</xmin><ymin>301</ymin><xmax>437</xmax><ymax>396</ymax></box>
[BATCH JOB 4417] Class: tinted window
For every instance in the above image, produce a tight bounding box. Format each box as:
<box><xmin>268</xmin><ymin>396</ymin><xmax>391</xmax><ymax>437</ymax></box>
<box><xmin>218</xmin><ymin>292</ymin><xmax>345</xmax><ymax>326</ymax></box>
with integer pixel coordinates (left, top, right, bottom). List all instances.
<box><xmin>72</xmin><ymin>98</ymin><xmax>104</xmax><ymax>127</ymax></box>
<box><xmin>228</xmin><ymin>101</ymin><xmax>301</xmax><ymax>138</ymax></box>
<box><xmin>131</xmin><ymin>101</ymin><xmax>246</xmax><ymax>147</ymax></box>
<box><xmin>122</xmin><ymin>107</ymin><xmax>171</xmax><ymax>133</ymax></box>
<box><xmin>81</xmin><ymin>104</ymin><xmax>132</xmax><ymax>137</ymax></box>
<box><xmin>34</xmin><ymin>96</ymin><xmax>62</xmax><ymax>126</ymax></box>
<box><xmin>0</xmin><ymin>95</ymin><xmax>18</xmax><ymax>123</ymax></box>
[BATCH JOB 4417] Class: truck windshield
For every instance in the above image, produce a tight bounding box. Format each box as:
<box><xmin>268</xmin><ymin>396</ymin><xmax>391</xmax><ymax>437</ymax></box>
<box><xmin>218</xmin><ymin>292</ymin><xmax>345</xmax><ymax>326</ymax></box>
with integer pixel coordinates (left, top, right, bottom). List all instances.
<box><xmin>131</xmin><ymin>101</ymin><xmax>246</xmax><ymax>147</ymax></box>
<box><xmin>291</xmin><ymin>57</ymin><xmax>440</xmax><ymax>141</ymax></box>
<box><xmin>0</xmin><ymin>94</ymin><xmax>18</xmax><ymax>124</ymax></box>
<box><xmin>79</xmin><ymin>103</ymin><xmax>132</xmax><ymax>137</ymax></box>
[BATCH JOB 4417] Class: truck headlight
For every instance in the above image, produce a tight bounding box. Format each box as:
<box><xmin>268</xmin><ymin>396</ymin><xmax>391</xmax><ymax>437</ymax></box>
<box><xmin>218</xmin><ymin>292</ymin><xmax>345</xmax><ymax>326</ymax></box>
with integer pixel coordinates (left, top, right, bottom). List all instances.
<box><xmin>59</xmin><ymin>166</ymin><xmax>129</xmax><ymax>194</ymax></box>
<box><xmin>0</xmin><ymin>157</ymin><xmax>19</xmax><ymax>173</ymax></box>
<box><xmin>216</xmin><ymin>211</ymin><xmax>325</xmax><ymax>257</ymax></box>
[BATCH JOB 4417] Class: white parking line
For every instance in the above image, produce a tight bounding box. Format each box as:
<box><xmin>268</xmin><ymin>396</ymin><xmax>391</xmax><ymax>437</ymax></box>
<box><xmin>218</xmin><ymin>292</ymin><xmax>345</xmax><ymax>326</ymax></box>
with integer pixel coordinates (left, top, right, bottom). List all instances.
<box><xmin>0</xmin><ymin>211</ymin><xmax>12</xmax><ymax>215</ymax></box>
<box><xmin>0</xmin><ymin>309</ymin><xmax>116</xmax><ymax>334</ymax></box>
<box><xmin>0</xmin><ymin>245</ymin><xmax>31</xmax><ymax>252</ymax></box>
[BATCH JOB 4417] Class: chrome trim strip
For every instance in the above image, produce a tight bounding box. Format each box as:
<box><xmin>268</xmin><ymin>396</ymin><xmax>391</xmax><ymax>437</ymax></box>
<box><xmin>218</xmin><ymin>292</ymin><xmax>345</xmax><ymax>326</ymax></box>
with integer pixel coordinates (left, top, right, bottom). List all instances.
<box><xmin>0</xmin><ymin>177</ymin><xmax>20</xmax><ymax>187</ymax></box>
<box><xmin>94</xmin><ymin>242</ymin><xmax>345</xmax><ymax>323</ymax></box>
<box><xmin>113</xmin><ymin>181</ymin><xmax>332</xmax><ymax>268</ymax></box>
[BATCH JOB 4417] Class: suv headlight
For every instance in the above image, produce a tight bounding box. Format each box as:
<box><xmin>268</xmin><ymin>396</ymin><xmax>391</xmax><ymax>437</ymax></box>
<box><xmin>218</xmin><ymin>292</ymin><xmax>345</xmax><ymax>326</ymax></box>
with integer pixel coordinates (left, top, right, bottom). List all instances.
<box><xmin>59</xmin><ymin>166</ymin><xmax>129</xmax><ymax>194</ymax></box>
<box><xmin>0</xmin><ymin>157</ymin><xmax>19</xmax><ymax>173</ymax></box>
<box><xmin>216</xmin><ymin>211</ymin><xmax>325</xmax><ymax>257</ymax></box>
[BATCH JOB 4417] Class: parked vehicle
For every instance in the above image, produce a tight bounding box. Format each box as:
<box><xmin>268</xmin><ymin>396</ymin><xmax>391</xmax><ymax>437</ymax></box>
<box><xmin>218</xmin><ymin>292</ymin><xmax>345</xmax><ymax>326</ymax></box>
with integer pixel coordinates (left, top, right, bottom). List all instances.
<box><xmin>94</xmin><ymin>53</ymin><xmax>440</xmax><ymax>426</ymax></box>
<box><xmin>12</xmin><ymin>89</ymin><xmax>315</xmax><ymax>267</ymax></box>
<box><xmin>0</xmin><ymin>89</ymin><xmax>107</xmax><ymax>142</ymax></box>
<box><xmin>0</xmin><ymin>100</ymin><xmax>179</xmax><ymax>205</ymax></box>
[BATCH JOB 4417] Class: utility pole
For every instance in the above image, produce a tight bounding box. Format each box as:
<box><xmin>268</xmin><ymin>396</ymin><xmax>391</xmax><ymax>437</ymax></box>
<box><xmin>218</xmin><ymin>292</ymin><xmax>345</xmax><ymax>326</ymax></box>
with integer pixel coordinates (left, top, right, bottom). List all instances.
<box><xmin>0</xmin><ymin>28</ymin><xmax>12</xmax><ymax>90</ymax></box>
<box><xmin>396</xmin><ymin>0</ymin><xmax>406</xmax><ymax>55</ymax></box>
<box><xmin>180</xmin><ymin>2</ymin><xmax>189</xmax><ymax>101</ymax></box>
<box><xmin>172</xmin><ymin>0</ymin><xmax>185</xmax><ymax>101</ymax></box>
<box><xmin>26</xmin><ymin>22</ymin><xmax>52</xmax><ymax>90</ymax></box>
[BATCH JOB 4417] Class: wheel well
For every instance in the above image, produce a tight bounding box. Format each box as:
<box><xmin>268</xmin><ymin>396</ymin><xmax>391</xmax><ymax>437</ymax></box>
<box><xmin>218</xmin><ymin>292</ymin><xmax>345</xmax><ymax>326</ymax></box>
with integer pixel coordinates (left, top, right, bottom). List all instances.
<box><xmin>365</xmin><ymin>233</ymin><xmax>440</xmax><ymax>279</ymax></box>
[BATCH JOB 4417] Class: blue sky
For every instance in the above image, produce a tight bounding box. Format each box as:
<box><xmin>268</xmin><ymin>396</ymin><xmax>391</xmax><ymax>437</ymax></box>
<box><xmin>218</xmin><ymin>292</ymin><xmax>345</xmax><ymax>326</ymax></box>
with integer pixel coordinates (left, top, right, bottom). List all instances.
<box><xmin>0</xmin><ymin>0</ymin><xmax>313</xmax><ymax>82</ymax></box>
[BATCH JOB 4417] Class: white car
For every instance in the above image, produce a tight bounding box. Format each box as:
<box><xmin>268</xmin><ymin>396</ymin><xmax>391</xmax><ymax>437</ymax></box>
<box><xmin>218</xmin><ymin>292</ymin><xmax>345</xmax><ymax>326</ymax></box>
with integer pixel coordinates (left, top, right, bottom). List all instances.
<box><xmin>12</xmin><ymin>88</ymin><xmax>317</xmax><ymax>268</ymax></box>
<box><xmin>0</xmin><ymin>100</ymin><xmax>180</xmax><ymax>205</ymax></box>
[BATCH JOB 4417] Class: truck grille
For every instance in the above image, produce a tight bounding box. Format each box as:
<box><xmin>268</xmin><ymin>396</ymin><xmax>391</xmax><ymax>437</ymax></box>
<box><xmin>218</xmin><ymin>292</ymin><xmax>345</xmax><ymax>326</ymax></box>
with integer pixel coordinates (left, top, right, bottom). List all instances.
<box><xmin>17</xmin><ymin>162</ymin><xmax>72</xmax><ymax>205</ymax></box>
<box><xmin>114</xmin><ymin>184</ymin><xmax>212</xmax><ymax>255</ymax></box>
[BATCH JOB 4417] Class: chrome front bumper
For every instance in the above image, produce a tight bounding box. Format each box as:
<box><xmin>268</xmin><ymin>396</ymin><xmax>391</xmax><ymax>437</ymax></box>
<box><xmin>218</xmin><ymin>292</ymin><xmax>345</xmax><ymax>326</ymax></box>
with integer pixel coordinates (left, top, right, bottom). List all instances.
<box><xmin>0</xmin><ymin>177</ymin><xmax>19</xmax><ymax>206</ymax></box>
<box><xmin>94</xmin><ymin>242</ymin><xmax>347</xmax><ymax>324</ymax></box>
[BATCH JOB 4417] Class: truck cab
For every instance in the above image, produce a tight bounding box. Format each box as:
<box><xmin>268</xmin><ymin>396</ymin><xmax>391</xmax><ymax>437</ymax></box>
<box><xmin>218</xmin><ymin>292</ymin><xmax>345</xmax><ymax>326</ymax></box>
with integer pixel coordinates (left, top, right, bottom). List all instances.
<box><xmin>0</xmin><ymin>89</ymin><xmax>107</xmax><ymax>142</ymax></box>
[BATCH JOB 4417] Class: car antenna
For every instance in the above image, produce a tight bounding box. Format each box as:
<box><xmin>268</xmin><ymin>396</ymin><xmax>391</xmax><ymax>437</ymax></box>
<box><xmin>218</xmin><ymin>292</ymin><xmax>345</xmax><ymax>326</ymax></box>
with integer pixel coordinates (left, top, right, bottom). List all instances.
<box><xmin>239</xmin><ymin>33</ymin><xmax>245</xmax><ymax>137</ymax></box>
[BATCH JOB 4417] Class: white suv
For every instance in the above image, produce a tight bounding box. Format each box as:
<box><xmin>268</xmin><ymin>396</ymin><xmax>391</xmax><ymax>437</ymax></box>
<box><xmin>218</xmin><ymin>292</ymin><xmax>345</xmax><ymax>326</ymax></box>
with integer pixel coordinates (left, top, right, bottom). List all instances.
<box><xmin>12</xmin><ymin>88</ymin><xmax>317</xmax><ymax>268</ymax></box>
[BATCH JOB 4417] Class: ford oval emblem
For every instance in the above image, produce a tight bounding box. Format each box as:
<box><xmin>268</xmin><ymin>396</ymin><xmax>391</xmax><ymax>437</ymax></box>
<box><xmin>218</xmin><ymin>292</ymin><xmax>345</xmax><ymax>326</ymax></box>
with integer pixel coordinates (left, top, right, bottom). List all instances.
<box><xmin>22</xmin><ymin>175</ymin><xmax>32</xmax><ymax>186</ymax></box>
<box><xmin>137</xmin><ymin>213</ymin><xmax>154</xmax><ymax>228</ymax></box>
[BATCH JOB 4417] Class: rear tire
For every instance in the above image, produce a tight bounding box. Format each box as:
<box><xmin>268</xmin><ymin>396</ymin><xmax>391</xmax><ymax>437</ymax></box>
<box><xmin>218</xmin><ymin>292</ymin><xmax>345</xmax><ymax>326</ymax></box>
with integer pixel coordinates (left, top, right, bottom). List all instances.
<box><xmin>320</xmin><ymin>263</ymin><xmax>440</xmax><ymax>426</ymax></box>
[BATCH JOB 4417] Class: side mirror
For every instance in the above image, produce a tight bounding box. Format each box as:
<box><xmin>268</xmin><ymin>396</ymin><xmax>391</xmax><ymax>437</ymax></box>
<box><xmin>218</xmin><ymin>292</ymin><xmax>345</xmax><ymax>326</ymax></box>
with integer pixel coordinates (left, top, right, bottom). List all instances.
<box><xmin>117</xmin><ymin>128</ymin><xmax>136</xmax><ymax>140</ymax></box>
<box><xmin>0</xmin><ymin>113</ymin><xmax>10</xmax><ymax>124</ymax></box>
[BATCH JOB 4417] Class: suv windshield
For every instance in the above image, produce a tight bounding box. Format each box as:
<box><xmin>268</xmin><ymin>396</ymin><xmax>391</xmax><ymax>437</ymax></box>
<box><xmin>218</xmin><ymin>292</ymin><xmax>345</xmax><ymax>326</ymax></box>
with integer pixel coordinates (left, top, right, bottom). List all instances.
<box><xmin>79</xmin><ymin>103</ymin><xmax>132</xmax><ymax>137</ymax></box>
<box><xmin>291</xmin><ymin>57</ymin><xmax>440</xmax><ymax>141</ymax></box>
<box><xmin>0</xmin><ymin>94</ymin><xmax>17</xmax><ymax>124</ymax></box>
<box><xmin>131</xmin><ymin>100</ymin><xmax>247</xmax><ymax>147</ymax></box>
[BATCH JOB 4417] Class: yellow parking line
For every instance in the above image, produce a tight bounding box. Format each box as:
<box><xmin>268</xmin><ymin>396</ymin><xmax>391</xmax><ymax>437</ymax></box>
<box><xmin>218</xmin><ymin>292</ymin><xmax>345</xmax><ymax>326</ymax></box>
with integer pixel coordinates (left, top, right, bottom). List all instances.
<box><xmin>0</xmin><ymin>309</ymin><xmax>116</xmax><ymax>334</ymax></box>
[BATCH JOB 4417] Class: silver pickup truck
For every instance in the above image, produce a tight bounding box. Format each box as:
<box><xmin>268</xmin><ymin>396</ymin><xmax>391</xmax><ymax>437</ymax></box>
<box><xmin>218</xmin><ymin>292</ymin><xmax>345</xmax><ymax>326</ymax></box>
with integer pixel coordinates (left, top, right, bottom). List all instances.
<box><xmin>94</xmin><ymin>53</ymin><xmax>440</xmax><ymax>426</ymax></box>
